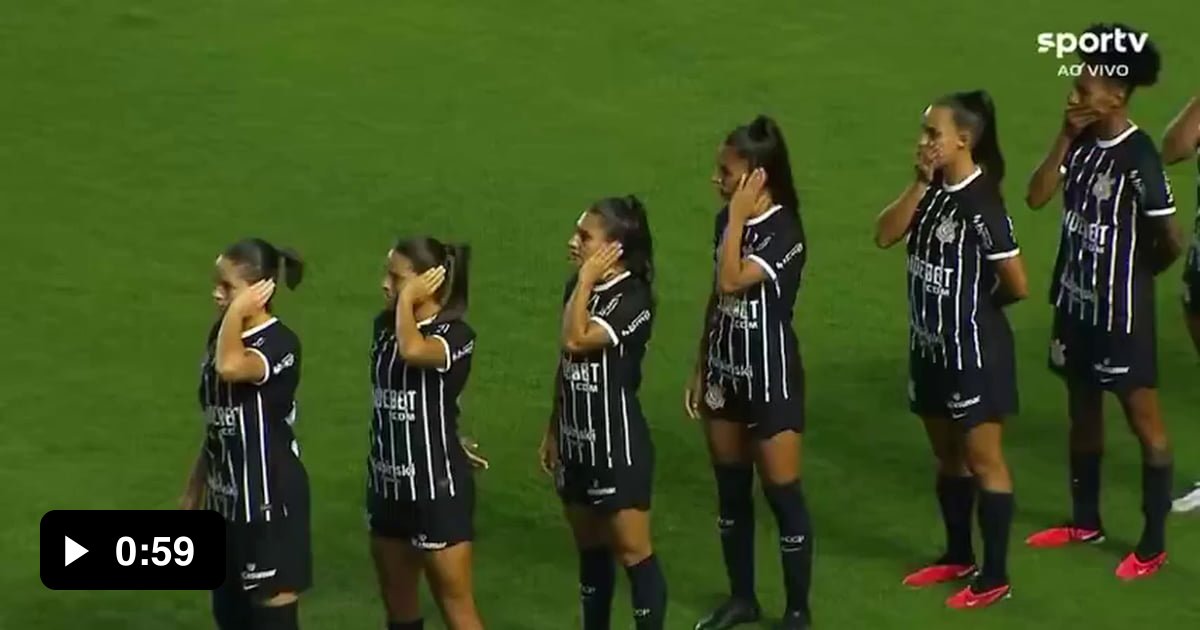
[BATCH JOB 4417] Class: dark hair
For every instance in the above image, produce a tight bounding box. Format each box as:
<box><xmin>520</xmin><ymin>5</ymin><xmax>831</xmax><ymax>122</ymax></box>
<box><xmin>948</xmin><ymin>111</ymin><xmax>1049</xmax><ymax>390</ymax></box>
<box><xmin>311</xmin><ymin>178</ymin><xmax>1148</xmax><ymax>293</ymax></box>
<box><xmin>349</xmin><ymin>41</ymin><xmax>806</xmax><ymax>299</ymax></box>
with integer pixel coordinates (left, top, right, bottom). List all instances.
<box><xmin>589</xmin><ymin>195</ymin><xmax>655</xmax><ymax>288</ymax></box>
<box><xmin>393</xmin><ymin>237</ymin><xmax>470</xmax><ymax>324</ymax></box>
<box><xmin>724</xmin><ymin>114</ymin><xmax>800</xmax><ymax>213</ymax></box>
<box><xmin>1079</xmin><ymin>23</ymin><xmax>1160</xmax><ymax>94</ymax></box>
<box><xmin>223</xmin><ymin>238</ymin><xmax>305</xmax><ymax>290</ymax></box>
<box><xmin>935</xmin><ymin>90</ymin><xmax>1005</xmax><ymax>188</ymax></box>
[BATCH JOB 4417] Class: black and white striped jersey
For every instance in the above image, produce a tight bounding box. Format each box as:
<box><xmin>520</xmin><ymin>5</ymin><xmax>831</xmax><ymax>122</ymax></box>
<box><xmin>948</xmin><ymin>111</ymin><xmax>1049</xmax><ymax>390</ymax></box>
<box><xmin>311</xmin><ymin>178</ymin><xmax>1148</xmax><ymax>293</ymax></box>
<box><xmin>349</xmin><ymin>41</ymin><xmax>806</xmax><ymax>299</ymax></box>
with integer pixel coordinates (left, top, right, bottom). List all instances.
<box><xmin>557</xmin><ymin>271</ymin><xmax>654</xmax><ymax>469</ymax></box>
<box><xmin>1051</xmin><ymin>125</ymin><xmax>1177</xmax><ymax>332</ymax></box>
<box><xmin>198</xmin><ymin>317</ymin><xmax>302</xmax><ymax>523</ymax></box>
<box><xmin>907</xmin><ymin>168</ymin><xmax>1019</xmax><ymax>370</ymax></box>
<box><xmin>1185</xmin><ymin>152</ymin><xmax>1200</xmax><ymax>282</ymax></box>
<box><xmin>705</xmin><ymin>204</ymin><xmax>807</xmax><ymax>403</ymax></box>
<box><xmin>367</xmin><ymin>313</ymin><xmax>475</xmax><ymax>503</ymax></box>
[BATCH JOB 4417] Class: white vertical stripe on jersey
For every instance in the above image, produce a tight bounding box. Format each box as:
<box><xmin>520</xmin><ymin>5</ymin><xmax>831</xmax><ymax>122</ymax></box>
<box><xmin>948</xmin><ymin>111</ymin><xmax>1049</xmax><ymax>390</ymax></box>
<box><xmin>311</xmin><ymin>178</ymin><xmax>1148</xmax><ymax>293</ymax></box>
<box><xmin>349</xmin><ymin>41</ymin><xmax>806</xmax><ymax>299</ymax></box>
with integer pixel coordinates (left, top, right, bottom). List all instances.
<box><xmin>256</xmin><ymin>392</ymin><xmax>271</xmax><ymax>522</ymax></box>
<box><xmin>971</xmin><ymin>242</ymin><xmax>982</xmax><ymax>369</ymax></box>
<box><xmin>402</xmin><ymin>357</ymin><xmax>416</xmax><ymax>501</ymax></box>
<box><xmin>420</xmin><ymin>371</ymin><xmax>436</xmax><ymax>499</ymax></box>
<box><xmin>954</xmin><ymin>220</ymin><xmax>966</xmax><ymax>370</ymax></box>
<box><xmin>238</xmin><ymin>404</ymin><xmax>251</xmax><ymax>523</ymax></box>
<box><xmin>620</xmin><ymin>388</ymin><xmax>632</xmax><ymax>466</ymax></box>
<box><xmin>585</xmin><ymin>365</ymin><xmax>596</xmax><ymax>466</ymax></box>
<box><xmin>225</xmin><ymin>383</ymin><xmax>237</xmax><ymax>521</ymax></box>
<box><xmin>778</xmin><ymin>324</ymin><xmax>789</xmax><ymax>400</ymax></box>
<box><xmin>569</xmin><ymin>364</ymin><xmax>582</xmax><ymax>462</ymax></box>
<box><xmin>760</xmin><ymin>284</ymin><xmax>770</xmax><ymax>402</ymax></box>
<box><xmin>918</xmin><ymin>192</ymin><xmax>949</xmax><ymax>361</ymax></box>
<box><xmin>439</xmin><ymin>377</ymin><xmax>456</xmax><ymax>497</ymax></box>
<box><xmin>372</xmin><ymin>344</ymin><xmax>386</xmax><ymax>498</ymax></box>
<box><xmin>602</xmin><ymin>350</ymin><xmax>613</xmax><ymax>468</ymax></box>
<box><xmin>1126</xmin><ymin>193</ymin><xmax>1139</xmax><ymax>334</ymax></box>
<box><xmin>935</xmin><ymin>202</ymin><xmax>948</xmax><ymax>367</ymax></box>
<box><xmin>387</xmin><ymin>345</ymin><xmax>400</xmax><ymax>500</ymax></box>
<box><xmin>1107</xmin><ymin>174</ymin><xmax>1126</xmax><ymax>332</ymax></box>
<box><xmin>1088</xmin><ymin>162</ymin><xmax>1106</xmax><ymax>326</ymax></box>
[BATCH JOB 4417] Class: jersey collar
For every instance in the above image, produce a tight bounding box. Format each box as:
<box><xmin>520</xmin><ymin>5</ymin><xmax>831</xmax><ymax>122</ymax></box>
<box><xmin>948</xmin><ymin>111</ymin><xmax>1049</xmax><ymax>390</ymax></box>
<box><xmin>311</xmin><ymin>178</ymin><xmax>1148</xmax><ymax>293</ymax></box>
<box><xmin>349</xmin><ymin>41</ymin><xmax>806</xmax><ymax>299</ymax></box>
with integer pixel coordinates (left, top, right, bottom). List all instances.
<box><xmin>1095</xmin><ymin>122</ymin><xmax>1138</xmax><ymax>149</ymax></box>
<box><xmin>241</xmin><ymin>317</ymin><xmax>278</xmax><ymax>339</ymax></box>
<box><xmin>594</xmin><ymin>270</ymin><xmax>632</xmax><ymax>292</ymax></box>
<box><xmin>416</xmin><ymin>315</ymin><xmax>437</xmax><ymax>328</ymax></box>
<box><xmin>942</xmin><ymin>166</ymin><xmax>982</xmax><ymax>192</ymax></box>
<box><xmin>745</xmin><ymin>204</ymin><xmax>784</xmax><ymax>226</ymax></box>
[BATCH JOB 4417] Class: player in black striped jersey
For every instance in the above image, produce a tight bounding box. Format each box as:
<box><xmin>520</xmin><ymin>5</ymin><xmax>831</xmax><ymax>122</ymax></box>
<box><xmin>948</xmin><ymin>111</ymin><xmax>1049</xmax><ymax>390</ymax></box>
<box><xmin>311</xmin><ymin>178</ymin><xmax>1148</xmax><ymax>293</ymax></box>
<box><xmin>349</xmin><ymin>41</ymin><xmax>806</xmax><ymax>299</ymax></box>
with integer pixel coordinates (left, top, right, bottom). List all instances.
<box><xmin>875</xmin><ymin>91</ymin><xmax>1026</xmax><ymax>609</ymax></box>
<box><xmin>1025</xmin><ymin>24</ymin><xmax>1184</xmax><ymax>580</ymax></box>
<box><xmin>1162</xmin><ymin>95</ymin><xmax>1200</xmax><ymax>514</ymax></box>
<box><xmin>180</xmin><ymin>238</ymin><xmax>309</xmax><ymax>630</ymax></box>
<box><xmin>366</xmin><ymin>238</ymin><xmax>484</xmax><ymax>630</ymax></box>
<box><xmin>539</xmin><ymin>196</ymin><xmax>667</xmax><ymax>630</ymax></box>
<box><xmin>686</xmin><ymin>116</ymin><xmax>811</xmax><ymax>630</ymax></box>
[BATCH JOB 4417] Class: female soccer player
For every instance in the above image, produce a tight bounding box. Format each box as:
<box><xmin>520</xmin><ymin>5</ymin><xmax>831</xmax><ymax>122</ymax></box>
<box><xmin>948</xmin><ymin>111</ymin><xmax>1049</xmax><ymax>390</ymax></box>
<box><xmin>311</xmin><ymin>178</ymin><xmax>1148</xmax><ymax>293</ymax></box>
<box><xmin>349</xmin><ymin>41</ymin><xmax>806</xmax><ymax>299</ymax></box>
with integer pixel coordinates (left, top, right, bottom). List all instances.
<box><xmin>365</xmin><ymin>238</ymin><xmax>484</xmax><ymax>630</ymax></box>
<box><xmin>1161</xmin><ymin>94</ymin><xmax>1200</xmax><ymax>513</ymax></box>
<box><xmin>1024</xmin><ymin>23</ymin><xmax>1184</xmax><ymax>579</ymax></box>
<box><xmin>875</xmin><ymin>91</ymin><xmax>1026</xmax><ymax>609</ymax></box>
<box><xmin>180</xmin><ymin>238</ymin><xmax>309</xmax><ymax>630</ymax></box>
<box><xmin>539</xmin><ymin>196</ymin><xmax>667</xmax><ymax>630</ymax></box>
<box><xmin>685</xmin><ymin>115</ymin><xmax>811</xmax><ymax>630</ymax></box>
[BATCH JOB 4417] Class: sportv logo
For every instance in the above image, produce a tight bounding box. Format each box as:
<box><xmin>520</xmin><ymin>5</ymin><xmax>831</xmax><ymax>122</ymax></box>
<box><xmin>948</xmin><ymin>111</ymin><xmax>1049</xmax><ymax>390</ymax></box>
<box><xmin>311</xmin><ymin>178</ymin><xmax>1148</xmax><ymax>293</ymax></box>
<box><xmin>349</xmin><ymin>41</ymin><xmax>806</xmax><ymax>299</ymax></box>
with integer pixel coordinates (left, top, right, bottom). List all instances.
<box><xmin>1036</xmin><ymin>28</ymin><xmax>1148</xmax><ymax>77</ymax></box>
<box><xmin>1037</xmin><ymin>28</ymin><xmax>1148</xmax><ymax>59</ymax></box>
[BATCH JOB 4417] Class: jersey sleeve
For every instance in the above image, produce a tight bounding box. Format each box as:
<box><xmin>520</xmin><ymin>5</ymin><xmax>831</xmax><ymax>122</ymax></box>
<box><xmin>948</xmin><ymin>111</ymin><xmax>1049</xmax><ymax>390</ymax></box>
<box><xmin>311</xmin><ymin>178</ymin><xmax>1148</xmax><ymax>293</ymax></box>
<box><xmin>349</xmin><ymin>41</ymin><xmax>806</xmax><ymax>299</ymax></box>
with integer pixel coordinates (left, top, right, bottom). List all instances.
<box><xmin>246</xmin><ymin>326</ymin><xmax>300</xmax><ymax>386</ymax></box>
<box><xmin>430</xmin><ymin>321</ymin><xmax>476</xmax><ymax>374</ymax></box>
<box><xmin>970</xmin><ymin>194</ymin><xmax>1020</xmax><ymax>261</ymax></box>
<box><xmin>745</xmin><ymin>215</ymin><xmax>806</xmax><ymax>284</ymax></box>
<box><xmin>590</xmin><ymin>283</ymin><xmax>653</xmax><ymax>347</ymax></box>
<box><xmin>1129</xmin><ymin>140</ymin><xmax>1177</xmax><ymax>218</ymax></box>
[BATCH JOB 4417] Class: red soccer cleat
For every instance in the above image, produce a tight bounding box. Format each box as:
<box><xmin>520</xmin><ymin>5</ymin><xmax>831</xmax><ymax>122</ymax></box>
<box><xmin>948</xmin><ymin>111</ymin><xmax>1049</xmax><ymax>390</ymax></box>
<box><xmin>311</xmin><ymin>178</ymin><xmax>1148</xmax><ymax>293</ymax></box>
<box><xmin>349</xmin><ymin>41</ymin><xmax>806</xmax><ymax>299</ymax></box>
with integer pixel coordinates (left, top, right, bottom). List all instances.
<box><xmin>902</xmin><ymin>563</ymin><xmax>976</xmax><ymax>588</ymax></box>
<box><xmin>946</xmin><ymin>583</ymin><xmax>1011</xmax><ymax>609</ymax></box>
<box><xmin>1115</xmin><ymin>552</ymin><xmax>1167</xmax><ymax>580</ymax></box>
<box><xmin>1025</xmin><ymin>525</ymin><xmax>1104</xmax><ymax>548</ymax></box>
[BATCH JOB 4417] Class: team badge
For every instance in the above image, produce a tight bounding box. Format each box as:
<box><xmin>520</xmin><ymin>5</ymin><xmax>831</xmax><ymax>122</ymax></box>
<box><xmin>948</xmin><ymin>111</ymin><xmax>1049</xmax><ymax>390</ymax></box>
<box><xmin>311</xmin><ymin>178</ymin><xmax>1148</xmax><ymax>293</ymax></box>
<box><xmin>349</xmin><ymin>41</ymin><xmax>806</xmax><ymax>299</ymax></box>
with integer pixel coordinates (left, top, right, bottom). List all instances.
<box><xmin>1091</xmin><ymin>171</ymin><xmax>1114</xmax><ymax>202</ymax></box>
<box><xmin>935</xmin><ymin>217</ymin><xmax>958</xmax><ymax>245</ymax></box>
<box><xmin>1050</xmin><ymin>339</ymin><xmax>1067</xmax><ymax>368</ymax></box>
<box><xmin>705</xmin><ymin>383</ymin><xmax>726</xmax><ymax>411</ymax></box>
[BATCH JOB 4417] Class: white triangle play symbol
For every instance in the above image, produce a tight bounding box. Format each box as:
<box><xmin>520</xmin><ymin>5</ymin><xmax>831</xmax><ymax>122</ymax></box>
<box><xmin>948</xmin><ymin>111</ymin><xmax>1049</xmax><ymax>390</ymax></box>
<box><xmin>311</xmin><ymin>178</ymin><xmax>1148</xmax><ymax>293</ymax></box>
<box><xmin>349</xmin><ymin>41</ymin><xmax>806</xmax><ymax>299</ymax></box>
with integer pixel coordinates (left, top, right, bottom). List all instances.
<box><xmin>64</xmin><ymin>536</ymin><xmax>88</xmax><ymax>567</ymax></box>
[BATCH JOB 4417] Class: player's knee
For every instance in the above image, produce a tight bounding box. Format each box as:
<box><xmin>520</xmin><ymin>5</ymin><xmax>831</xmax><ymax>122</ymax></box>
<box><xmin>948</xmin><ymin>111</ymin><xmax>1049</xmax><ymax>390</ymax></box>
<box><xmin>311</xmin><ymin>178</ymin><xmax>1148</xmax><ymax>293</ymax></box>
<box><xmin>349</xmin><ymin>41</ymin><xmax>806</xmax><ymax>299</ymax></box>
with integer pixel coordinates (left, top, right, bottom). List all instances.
<box><xmin>965</xmin><ymin>451</ymin><xmax>1007</xmax><ymax>483</ymax></box>
<box><xmin>934</xmin><ymin>452</ymin><xmax>969</xmax><ymax>477</ymax></box>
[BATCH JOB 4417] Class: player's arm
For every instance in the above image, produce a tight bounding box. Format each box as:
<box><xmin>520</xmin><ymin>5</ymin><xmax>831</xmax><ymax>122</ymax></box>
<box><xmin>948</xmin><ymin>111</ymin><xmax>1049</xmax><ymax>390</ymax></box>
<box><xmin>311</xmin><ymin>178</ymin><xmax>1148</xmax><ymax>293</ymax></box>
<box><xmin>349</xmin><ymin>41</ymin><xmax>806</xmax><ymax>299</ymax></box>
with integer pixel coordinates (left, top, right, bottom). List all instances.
<box><xmin>1132</xmin><ymin>145</ymin><xmax>1184</xmax><ymax>274</ymax></box>
<box><xmin>1025</xmin><ymin>132</ymin><xmax>1073</xmax><ymax>210</ymax></box>
<box><xmin>876</xmin><ymin>140</ymin><xmax>939</xmax><ymax>248</ymax></box>
<box><xmin>213</xmin><ymin>281</ymin><xmax>274</xmax><ymax>383</ymax></box>
<box><xmin>992</xmin><ymin>257</ymin><xmax>1029</xmax><ymax>307</ymax></box>
<box><xmin>395</xmin><ymin>268</ymin><xmax>451</xmax><ymax>369</ymax></box>
<box><xmin>179</xmin><ymin>444</ymin><xmax>207</xmax><ymax>510</ymax></box>
<box><xmin>1027</xmin><ymin>104</ymin><xmax>1097</xmax><ymax>209</ymax></box>
<box><xmin>874</xmin><ymin>180</ymin><xmax>929</xmax><ymax>249</ymax></box>
<box><xmin>717</xmin><ymin>169</ymin><xmax>776</xmax><ymax>294</ymax></box>
<box><xmin>562</xmin><ymin>243</ymin><xmax>622</xmax><ymax>354</ymax></box>
<box><xmin>1162</xmin><ymin>96</ymin><xmax>1200</xmax><ymax>165</ymax></box>
<box><xmin>539</xmin><ymin>360</ymin><xmax>563</xmax><ymax>475</ymax></box>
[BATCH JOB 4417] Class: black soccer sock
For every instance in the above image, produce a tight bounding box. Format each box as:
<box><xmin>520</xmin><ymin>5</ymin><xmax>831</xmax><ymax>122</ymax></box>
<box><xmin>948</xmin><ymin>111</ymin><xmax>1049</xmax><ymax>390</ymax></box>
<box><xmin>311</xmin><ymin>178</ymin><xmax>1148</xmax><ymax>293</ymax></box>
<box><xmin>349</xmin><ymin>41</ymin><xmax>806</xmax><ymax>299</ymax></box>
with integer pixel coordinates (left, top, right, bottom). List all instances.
<box><xmin>1069</xmin><ymin>452</ymin><xmax>1102</xmax><ymax>530</ymax></box>
<box><xmin>579</xmin><ymin>546</ymin><xmax>615</xmax><ymax>630</ymax></box>
<box><xmin>1136</xmin><ymin>462</ymin><xmax>1172</xmax><ymax>559</ymax></box>
<box><xmin>250</xmin><ymin>602</ymin><xmax>299</xmax><ymax>630</ymax></box>
<box><xmin>936</xmin><ymin>474</ymin><xmax>976</xmax><ymax>564</ymax></box>
<box><xmin>625</xmin><ymin>554</ymin><xmax>667</xmax><ymax>630</ymax></box>
<box><xmin>387</xmin><ymin>621</ymin><xmax>424</xmax><ymax>630</ymax></box>
<box><xmin>763</xmin><ymin>480</ymin><xmax>812</xmax><ymax>621</ymax></box>
<box><xmin>212</xmin><ymin>585</ymin><xmax>253</xmax><ymax>630</ymax></box>
<box><xmin>977</xmin><ymin>490</ymin><xmax>1013</xmax><ymax>587</ymax></box>
<box><xmin>714</xmin><ymin>464</ymin><xmax>756</xmax><ymax>601</ymax></box>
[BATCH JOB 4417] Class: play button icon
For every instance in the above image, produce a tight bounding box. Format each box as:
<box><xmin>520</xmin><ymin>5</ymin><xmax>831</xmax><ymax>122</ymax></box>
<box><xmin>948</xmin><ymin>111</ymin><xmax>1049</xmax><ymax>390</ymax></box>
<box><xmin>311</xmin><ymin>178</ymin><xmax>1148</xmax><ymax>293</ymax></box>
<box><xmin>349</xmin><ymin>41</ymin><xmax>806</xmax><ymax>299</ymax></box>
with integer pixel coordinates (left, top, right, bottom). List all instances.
<box><xmin>64</xmin><ymin>536</ymin><xmax>88</xmax><ymax>567</ymax></box>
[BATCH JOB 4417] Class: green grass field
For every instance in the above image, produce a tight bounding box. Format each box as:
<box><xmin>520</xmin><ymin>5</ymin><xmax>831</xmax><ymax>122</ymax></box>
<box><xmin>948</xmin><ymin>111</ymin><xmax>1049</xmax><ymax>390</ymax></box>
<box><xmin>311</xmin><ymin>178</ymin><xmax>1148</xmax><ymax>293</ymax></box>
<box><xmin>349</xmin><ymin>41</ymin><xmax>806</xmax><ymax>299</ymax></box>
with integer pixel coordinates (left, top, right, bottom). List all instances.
<box><xmin>3</xmin><ymin>1</ymin><xmax>1199</xmax><ymax>628</ymax></box>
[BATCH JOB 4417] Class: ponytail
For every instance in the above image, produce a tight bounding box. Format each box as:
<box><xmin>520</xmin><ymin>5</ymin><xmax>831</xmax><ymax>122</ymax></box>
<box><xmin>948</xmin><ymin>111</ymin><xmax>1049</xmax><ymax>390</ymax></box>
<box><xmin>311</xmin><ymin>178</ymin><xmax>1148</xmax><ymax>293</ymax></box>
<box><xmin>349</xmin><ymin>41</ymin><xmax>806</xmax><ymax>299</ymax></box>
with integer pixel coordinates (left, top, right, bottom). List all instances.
<box><xmin>223</xmin><ymin>238</ymin><xmax>304</xmax><ymax>292</ymax></box>
<box><xmin>436</xmin><ymin>243</ymin><xmax>470</xmax><ymax>324</ymax></box>
<box><xmin>278</xmin><ymin>247</ymin><xmax>305</xmax><ymax>290</ymax></box>
<box><xmin>937</xmin><ymin>90</ymin><xmax>1006</xmax><ymax>190</ymax></box>
<box><xmin>725</xmin><ymin>114</ymin><xmax>801</xmax><ymax>214</ymax></box>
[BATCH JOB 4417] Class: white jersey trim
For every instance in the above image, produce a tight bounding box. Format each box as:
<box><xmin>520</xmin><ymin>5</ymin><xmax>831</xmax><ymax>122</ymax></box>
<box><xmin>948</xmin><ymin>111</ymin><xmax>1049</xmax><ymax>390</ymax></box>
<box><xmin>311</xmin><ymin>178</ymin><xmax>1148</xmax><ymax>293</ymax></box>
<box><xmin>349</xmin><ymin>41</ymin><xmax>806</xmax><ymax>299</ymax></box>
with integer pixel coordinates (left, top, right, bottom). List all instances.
<box><xmin>241</xmin><ymin>317</ymin><xmax>279</xmax><ymax>339</ymax></box>
<box><xmin>747</xmin><ymin>255</ymin><xmax>777</xmax><ymax>282</ymax></box>
<box><xmin>591</xmin><ymin>316</ymin><xmax>620</xmax><ymax>347</ymax></box>
<box><xmin>745</xmin><ymin>204</ymin><xmax>783</xmax><ymax>226</ymax></box>
<box><xmin>943</xmin><ymin>166</ymin><xmax>983</xmax><ymax>192</ymax></box>
<box><xmin>985</xmin><ymin>248</ymin><xmax>1020</xmax><ymax>261</ymax></box>
<box><xmin>431</xmin><ymin>334</ymin><xmax>453</xmax><ymax>373</ymax></box>
<box><xmin>1143</xmin><ymin>206</ymin><xmax>1177</xmax><ymax>217</ymax></box>
<box><xmin>1094</xmin><ymin>123</ymin><xmax>1138</xmax><ymax>149</ymax></box>
<box><xmin>247</xmin><ymin>348</ymin><xmax>271</xmax><ymax>385</ymax></box>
